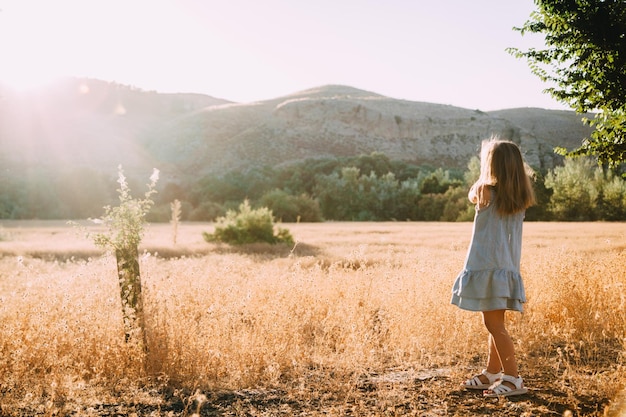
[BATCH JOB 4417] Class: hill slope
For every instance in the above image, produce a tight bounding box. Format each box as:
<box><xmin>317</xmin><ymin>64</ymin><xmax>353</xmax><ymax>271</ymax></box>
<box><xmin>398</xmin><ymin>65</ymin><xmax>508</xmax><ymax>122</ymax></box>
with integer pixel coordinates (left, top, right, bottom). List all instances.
<box><xmin>143</xmin><ymin>85</ymin><xmax>593</xmax><ymax>178</ymax></box>
<box><xmin>0</xmin><ymin>78</ymin><xmax>231</xmax><ymax>176</ymax></box>
<box><xmin>0</xmin><ymin>80</ymin><xmax>593</xmax><ymax>181</ymax></box>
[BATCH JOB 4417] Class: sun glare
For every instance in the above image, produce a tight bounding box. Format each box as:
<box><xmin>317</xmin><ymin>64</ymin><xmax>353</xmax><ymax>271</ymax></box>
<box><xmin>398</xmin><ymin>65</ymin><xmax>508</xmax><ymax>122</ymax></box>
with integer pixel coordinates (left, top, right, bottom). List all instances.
<box><xmin>0</xmin><ymin>1</ymin><xmax>67</xmax><ymax>92</ymax></box>
<box><xmin>1</xmin><ymin>69</ymin><xmax>64</xmax><ymax>93</ymax></box>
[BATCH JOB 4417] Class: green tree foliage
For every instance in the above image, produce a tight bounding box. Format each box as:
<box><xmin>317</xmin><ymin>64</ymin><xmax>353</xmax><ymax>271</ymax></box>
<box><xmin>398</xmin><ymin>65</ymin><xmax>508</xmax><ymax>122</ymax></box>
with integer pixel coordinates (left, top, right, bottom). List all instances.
<box><xmin>0</xmin><ymin>176</ymin><xmax>25</xmax><ymax>219</ymax></box>
<box><xmin>419</xmin><ymin>168</ymin><xmax>463</xmax><ymax>194</ymax></box>
<box><xmin>193</xmin><ymin>167</ymin><xmax>277</xmax><ymax>205</ymax></box>
<box><xmin>0</xmin><ymin>167</ymin><xmax>113</xmax><ymax>220</ymax></box>
<box><xmin>463</xmin><ymin>156</ymin><xmax>481</xmax><ymax>187</ymax></box>
<box><xmin>315</xmin><ymin>167</ymin><xmax>363</xmax><ymax>220</ymax></box>
<box><xmin>594</xmin><ymin>168</ymin><xmax>626</xmax><ymax>220</ymax></box>
<box><xmin>203</xmin><ymin>200</ymin><xmax>294</xmax><ymax>245</ymax></box>
<box><xmin>188</xmin><ymin>201</ymin><xmax>225</xmax><ymax>221</ymax></box>
<box><xmin>313</xmin><ymin>165</ymin><xmax>466</xmax><ymax>221</ymax></box>
<box><xmin>10</xmin><ymin>169</ymin><xmax>66</xmax><ymax>219</ymax></box>
<box><xmin>509</xmin><ymin>0</ymin><xmax>626</xmax><ymax>169</ymax></box>
<box><xmin>6</xmin><ymin>151</ymin><xmax>626</xmax><ymax>222</ymax></box>
<box><xmin>259</xmin><ymin>189</ymin><xmax>323</xmax><ymax>222</ymax></box>
<box><xmin>186</xmin><ymin>154</ymin><xmax>472</xmax><ymax>222</ymax></box>
<box><xmin>442</xmin><ymin>186</ymin><xmax>475</xmax><ymax>222</ymax></box>
<box><xmin>545</xmin><ymin>157</ymin><xmax>600</xmax><ymax>220</ymax></box>
<box><xmin>542</xmin><ymin>156</ymin><xmax>626</xmax><ymax>220</ymax></box>
<box><xmin>353</xmin><ymin>152</ymin><xmax>394</xmax><ymax>177</ymax></box>
<box><xmin>525</xmin><ymin>171</ymin><xmax>552</xmax><ymax>221</ymax></box>
<box><xmin>415</xmin><ymin>192</ymin><xmax>447</xmax><ymax>221</ymax></box>
<box><xmin>156</xmin><ymin>182</ymin><xmax>188</xmax><ymax>206</ymax></box>
<box><xmin>395</xmin><ymin>178</ymin><xmax>422</xmax><ymax>220</ymax></box>
<box><xmin>314</xmin><ymin>167</ymin><xmax>401</xmax><ymax>221</ymax></box>
<box><xmin>372</xmin><ymin>172</ymin><xmax>402</xmax><ymax>219</ymax></box>
<box><xmin>276</xmin><ymin>158</ymin><xmax>341</xmax><ymax>195</ymax></box>
<box><xmin>56</xmin><ymin>168</ymin><xmax>112</xmax><ymax>218</ymax></box>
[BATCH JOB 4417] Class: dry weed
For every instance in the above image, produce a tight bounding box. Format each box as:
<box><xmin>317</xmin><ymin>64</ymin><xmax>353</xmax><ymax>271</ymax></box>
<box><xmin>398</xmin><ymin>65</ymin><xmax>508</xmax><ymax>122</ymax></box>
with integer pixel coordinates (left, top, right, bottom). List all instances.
<box><xmin>0</xmin><ymin>221</ymin><xmax>624</xmax><ymax>416</ymax></box>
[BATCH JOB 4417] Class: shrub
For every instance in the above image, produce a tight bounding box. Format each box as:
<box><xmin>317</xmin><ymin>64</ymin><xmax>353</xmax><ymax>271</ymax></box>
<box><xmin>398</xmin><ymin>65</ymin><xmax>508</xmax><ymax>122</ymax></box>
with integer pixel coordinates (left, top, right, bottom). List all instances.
<box><xmin>203</xmin><ymin>200</ymin><xmax>294</xmax><ymax>245</ymax></box>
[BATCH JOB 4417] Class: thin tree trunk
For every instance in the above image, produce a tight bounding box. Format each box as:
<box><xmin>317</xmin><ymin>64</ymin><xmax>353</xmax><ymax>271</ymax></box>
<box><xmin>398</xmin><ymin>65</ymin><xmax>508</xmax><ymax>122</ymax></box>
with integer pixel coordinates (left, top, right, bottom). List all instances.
<box><xmin>115</xmin><ymin>245</ymin><xmax>147</xmax><ymax>353</ymax></box>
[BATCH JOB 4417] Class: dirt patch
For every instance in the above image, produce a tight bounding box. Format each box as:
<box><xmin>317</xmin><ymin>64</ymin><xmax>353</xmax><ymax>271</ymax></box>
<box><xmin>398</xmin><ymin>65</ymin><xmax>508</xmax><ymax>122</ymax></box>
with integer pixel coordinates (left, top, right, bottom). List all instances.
<box><xmin>5</xmin><ymin>367</ymin><xmax>611</xmax><ymax>416</ymax></box>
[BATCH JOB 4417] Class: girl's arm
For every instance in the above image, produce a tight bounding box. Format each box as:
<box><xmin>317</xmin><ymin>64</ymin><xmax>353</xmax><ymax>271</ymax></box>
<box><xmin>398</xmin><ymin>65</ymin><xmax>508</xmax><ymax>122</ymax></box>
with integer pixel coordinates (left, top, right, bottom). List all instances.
<box><xmin>469</xmin><ymin>183</ymin><xmax>491</xmax><ymax>209</ymax></box>
<box><xmin>468</xmin><ymin>184</ymin><xmax>479</xmax><ymax>204</ymax></box>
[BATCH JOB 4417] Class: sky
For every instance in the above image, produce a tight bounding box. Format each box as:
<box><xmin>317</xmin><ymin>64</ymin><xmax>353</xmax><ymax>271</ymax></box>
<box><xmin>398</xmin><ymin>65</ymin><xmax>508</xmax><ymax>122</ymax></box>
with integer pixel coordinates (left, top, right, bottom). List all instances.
<box><xmin>0</xmin><ymin>0</ymin><xmax>568</xmax><ymax>111</ymax></box>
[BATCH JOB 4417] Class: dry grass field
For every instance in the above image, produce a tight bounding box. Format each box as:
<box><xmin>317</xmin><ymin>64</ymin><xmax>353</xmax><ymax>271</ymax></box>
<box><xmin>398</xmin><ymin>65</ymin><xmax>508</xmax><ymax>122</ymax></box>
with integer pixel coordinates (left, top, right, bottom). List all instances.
<box><xmin>0</xmin><ymin>220</ymin><xmax>625</xmax><ymax>416</ymax></box>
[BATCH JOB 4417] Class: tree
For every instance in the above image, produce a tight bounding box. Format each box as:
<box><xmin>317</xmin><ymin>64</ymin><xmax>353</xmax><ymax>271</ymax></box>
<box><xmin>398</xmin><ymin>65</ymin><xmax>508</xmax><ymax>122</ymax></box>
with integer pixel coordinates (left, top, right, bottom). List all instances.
<box><xmin>90</xmin><ymin>166</ymin><xmax>159</xmax><ymax>350</ymax></box>
<box><xmin>544</xmin><ymin>157</ymin><xmax>599</xmax><ymax>220</ymax></box>
<box><xmin>419</xmin><ymin>168</ymin><xmax>463</xmax><ymax>194</ymax></box>
<box><xmin>314</xmin><ymin>168</ymin><xmax>362</xmax><ymax>220</ymax></box>
<box><xmin>259</xmin><ymin>189</ymin><xmax>323</xmax><ymax>222</ymax></box>
<box><xmin>596</xmin><ymin>170</ymin><xmax>626</xmax><ymax>219</ymax></box>
<box><xmin>509</xmin><ymin>0</ymin><xmax>626</xmax><ymax>169</ymax></box>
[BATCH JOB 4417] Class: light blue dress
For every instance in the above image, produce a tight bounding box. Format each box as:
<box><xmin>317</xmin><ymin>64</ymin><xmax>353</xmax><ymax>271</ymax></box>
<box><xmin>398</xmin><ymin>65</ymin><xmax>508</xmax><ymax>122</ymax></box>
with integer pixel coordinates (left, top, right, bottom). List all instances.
<box><xmin>451</xmin><ymin>190</ymin><xmax>526</xmax><ymax>312</ymax></box>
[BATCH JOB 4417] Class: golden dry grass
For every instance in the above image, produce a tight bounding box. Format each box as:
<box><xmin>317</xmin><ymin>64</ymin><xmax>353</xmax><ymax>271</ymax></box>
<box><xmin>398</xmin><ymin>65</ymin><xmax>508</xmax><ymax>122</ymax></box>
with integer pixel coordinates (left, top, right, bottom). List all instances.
<box><xmin>0</xmin><ymin>221</ymin><xmax>625</xmax><ymax>416</ymax></box>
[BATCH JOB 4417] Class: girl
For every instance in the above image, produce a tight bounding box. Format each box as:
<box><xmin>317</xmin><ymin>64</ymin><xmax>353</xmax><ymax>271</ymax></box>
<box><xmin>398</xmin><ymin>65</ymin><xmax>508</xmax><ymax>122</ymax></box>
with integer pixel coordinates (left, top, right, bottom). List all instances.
<box><xmin>451</xmin><ymin>137</ymin><xmax>536</xmax><ymax>397</ymax></box>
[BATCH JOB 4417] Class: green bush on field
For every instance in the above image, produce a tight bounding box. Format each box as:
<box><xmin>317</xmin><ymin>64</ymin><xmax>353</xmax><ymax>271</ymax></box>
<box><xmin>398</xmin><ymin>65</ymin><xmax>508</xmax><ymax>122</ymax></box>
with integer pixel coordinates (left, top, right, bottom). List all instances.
<box><xmin>203</xmin><ymin>200</ymin><xmax>294</xmax><ymax>245</ymax></box>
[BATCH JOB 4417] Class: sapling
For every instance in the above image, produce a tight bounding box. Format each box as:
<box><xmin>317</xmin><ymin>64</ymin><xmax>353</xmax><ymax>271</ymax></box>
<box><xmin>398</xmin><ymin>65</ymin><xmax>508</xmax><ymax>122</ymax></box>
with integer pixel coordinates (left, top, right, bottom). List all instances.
<box><xmin>171</xmin><ymin>199</ymin><xmax>181</xmax><ymax>245</ymax></box>
<box><xmin>90</xmin><ymin>165</ymin><xmax>159</xmax><ymax>350</ymax></box>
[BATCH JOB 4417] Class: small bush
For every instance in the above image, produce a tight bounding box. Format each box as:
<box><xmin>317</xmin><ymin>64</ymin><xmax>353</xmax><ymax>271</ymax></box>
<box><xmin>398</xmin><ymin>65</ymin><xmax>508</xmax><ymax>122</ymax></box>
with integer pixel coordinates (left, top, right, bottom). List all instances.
<box><xmin>203</xmin><ymin>200</ymin><xmax>294</xmax><ymax>245</ymax></box>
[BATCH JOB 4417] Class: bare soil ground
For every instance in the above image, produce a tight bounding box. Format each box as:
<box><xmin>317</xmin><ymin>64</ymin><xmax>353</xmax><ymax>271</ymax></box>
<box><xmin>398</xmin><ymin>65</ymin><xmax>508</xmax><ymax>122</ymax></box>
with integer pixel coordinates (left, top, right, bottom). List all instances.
<box><xmin>53</xmin><ymin>367</ymin><xmax>616</xmax><ymax>416</ymax></box>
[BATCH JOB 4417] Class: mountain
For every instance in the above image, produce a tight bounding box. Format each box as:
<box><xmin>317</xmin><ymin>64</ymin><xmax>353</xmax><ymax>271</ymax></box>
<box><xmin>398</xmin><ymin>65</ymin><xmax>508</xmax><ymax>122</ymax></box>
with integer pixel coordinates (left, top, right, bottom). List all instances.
<box><xmin>1</xmin><ymin>79</ymin><xmax>593</xmax><ymax>182</ymax></box>
<box><xmin>0</xmin><ymin>78</ymin><xmax>231</xmax><ymax>176</ymax></box>
<box><xmin>144</xmin><ymin>85</ymin><xmax>594</xmax><ymax>178</ymax></box>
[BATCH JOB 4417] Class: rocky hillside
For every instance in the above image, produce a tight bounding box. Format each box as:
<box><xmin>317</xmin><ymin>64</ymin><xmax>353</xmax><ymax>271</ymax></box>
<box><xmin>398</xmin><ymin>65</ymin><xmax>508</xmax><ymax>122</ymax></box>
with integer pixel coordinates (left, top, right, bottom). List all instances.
<box><xmin>143</xmin><ymin>85</ymin><xmax>593</xmax><ymax>178</ymax></box>
<box><xmin>1</xmin><ymin>79</ymin><xmax>593</xmax><ymax>181</ymax></box>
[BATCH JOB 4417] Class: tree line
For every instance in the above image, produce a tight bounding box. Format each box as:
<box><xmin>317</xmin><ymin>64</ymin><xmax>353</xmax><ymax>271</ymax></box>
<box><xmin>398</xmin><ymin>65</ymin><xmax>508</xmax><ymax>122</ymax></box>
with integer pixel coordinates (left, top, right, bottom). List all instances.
<box><xmin>1</xmin><ymin>152</ymin><xmax>624</xmax><ymax>222</ymax></box>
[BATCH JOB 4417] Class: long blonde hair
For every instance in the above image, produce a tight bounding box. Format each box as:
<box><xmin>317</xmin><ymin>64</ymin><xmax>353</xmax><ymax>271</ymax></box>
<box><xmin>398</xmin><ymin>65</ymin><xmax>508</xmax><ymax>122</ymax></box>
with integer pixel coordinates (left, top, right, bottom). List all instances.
<box><xmin>474</xmin><ymin>137</ymin><xmax>536</xmax><ymax>215</ymax></box>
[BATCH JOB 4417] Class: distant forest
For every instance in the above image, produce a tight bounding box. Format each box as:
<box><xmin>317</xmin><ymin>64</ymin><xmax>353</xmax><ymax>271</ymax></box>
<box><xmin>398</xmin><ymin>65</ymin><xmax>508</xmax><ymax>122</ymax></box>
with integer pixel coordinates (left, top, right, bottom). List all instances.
<box><xmin>1</xmin><ymin>153</ymin><xmax>624</xmax><ymax>222</ymax></box>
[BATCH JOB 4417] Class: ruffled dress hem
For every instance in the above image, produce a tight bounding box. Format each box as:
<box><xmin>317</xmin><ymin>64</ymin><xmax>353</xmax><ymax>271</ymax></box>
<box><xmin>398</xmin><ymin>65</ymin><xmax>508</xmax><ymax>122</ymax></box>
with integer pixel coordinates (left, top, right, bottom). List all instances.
<box><xmin>450</xmin><ymin>268</ymin><xmax>526</xmax><ymax>312</ymax></box>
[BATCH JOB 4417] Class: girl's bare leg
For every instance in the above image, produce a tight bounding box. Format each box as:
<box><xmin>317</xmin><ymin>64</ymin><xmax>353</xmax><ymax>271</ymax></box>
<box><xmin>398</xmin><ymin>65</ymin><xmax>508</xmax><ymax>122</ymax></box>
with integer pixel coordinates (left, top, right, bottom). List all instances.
<box><xmin>486</xmin><ymin>334</ymin><xmax>503</xmax><ymax>374</ymax></box>
<box><xmin>482</xmin><ymin>309</ymin><xmax>519</xmax><ymax>388</ymax></box>
<box><xmin>470</xmin><ymin>334</ymin><xmax>502</xmax><ymax>386</ymax></box>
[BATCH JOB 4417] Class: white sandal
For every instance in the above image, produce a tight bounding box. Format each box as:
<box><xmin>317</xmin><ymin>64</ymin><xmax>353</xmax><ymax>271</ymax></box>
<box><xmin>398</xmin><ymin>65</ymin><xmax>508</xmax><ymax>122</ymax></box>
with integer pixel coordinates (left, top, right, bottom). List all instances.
<box><xmin>462</xmin><ymin>369</ymin><xmax>502</xmax><ymax>390</ymax></box>
<box><xmin>483</xmin><ymin>374</ymin><xmax>528</xmax><ymax>397</ymax></box>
